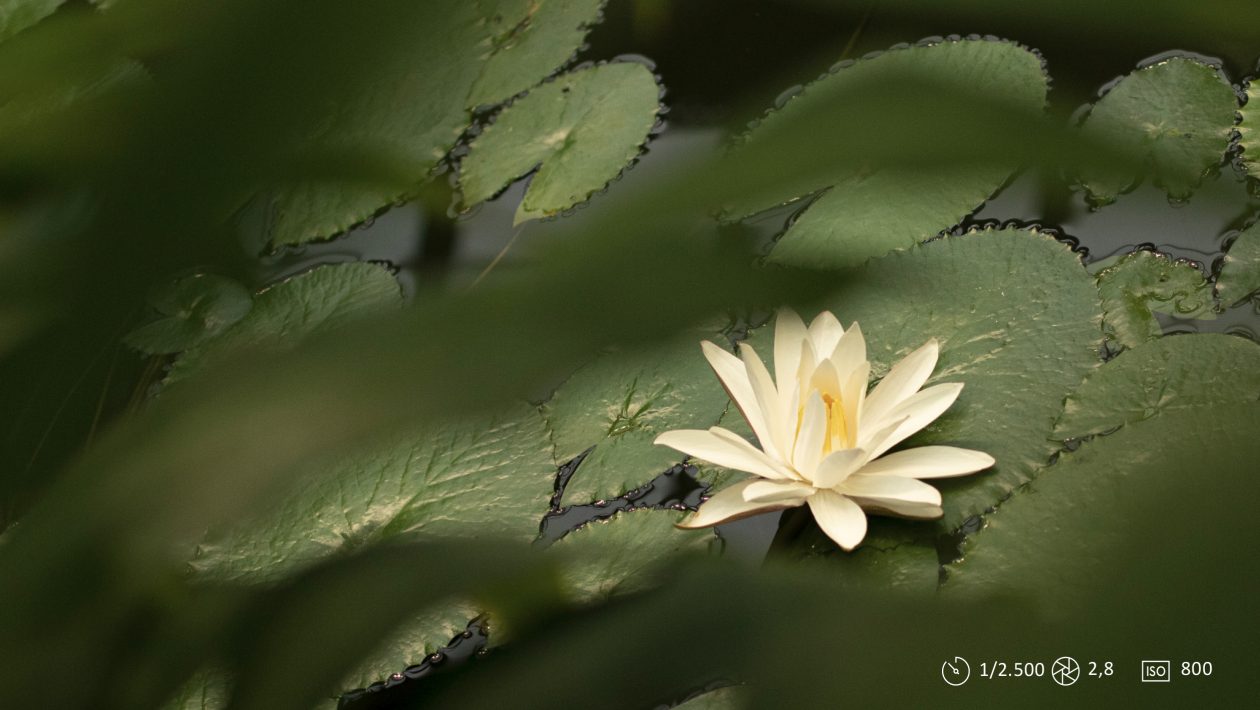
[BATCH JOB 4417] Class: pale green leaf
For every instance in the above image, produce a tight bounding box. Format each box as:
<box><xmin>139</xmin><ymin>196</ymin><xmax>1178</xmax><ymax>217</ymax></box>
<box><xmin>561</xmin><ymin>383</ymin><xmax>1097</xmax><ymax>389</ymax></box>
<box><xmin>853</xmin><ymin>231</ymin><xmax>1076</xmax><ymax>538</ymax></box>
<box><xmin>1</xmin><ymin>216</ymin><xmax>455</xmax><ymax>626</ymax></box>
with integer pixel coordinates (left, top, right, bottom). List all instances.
<box><xmin>542</xmin><ymin>326</ymin><xmax>734</xmax><ymax>506</ymax></box>
<box><xmin>553</xmin><ymin>509</ymin><xmax>715</xmax><ymax>603</ymax></box>
<box><xmin>944</xmin><ymin>400</ymin><xmax>1260</xmax><ymax>612</ymax></box>
<box><xmin>1078</xmin><ymin>57</ymin><xmax>1237</xmax><ymax>204</ymax></box>
<box><xmin>468</xmin><ymin>0</ymin><xmax>606</xmax><ymax>109</ymax></box>
<box><xmin>729</xmin><ymin>39</ymin><xmax>1048</xmax><ymax>269</ymax></box>
<box><xmin>459</xmin><ymin>62</ymin><xmax>661</xmax><ymax>224</ymax></box>
<box><xmin>166</xmin><ymin>263</ymin><xmax>401</xmax><ymax>385</ymax></box>
<box><xmin>1054</xmin><ymin>333</ymin><xmax>1260</xmax><ymax>440</ymax></box>
<box><xmin>1095</xmin><ymin>250</ymin><xmax>1215</xmax><ymax>350</ymax></box>
<box><xmin>1217</xmin><ymin>221</ymin><xmax>1260</xmax><ymax>306</ymax></box>
<box><xmin>124</xmin><ymin>274</ymin><xmax>252</xmax><ymax>355</ymax></box>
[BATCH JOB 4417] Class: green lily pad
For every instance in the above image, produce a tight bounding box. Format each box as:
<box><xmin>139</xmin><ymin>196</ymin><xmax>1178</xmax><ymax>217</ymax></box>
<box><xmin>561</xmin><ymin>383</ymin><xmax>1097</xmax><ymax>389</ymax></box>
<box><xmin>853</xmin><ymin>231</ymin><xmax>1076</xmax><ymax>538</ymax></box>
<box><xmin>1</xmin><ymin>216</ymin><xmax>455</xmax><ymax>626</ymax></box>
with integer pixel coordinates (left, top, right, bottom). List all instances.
<box><xmin>1217</xmin><ymin>221</ymin><xmax>1260</xmax><ymax>306</ymax></box>
<box><xmin>789</xmin><ymin>516</ymin><xmax>941</xmax><ymax>592</ymax></box>
<box><xmin>728</xmin><ymin>39</ymin><xmax>1048</xmax><ymax>270</ymax></box>
<box><xmin>166</xmin><ymin>263</ymin><xmax>401</xmax><ymax>385</ymax></box>
<box><xmin>124</xmin><ymin>274</ymin><xmax>253</xmax><ymax>355</ymax></box>
<box><xmin>1054</xmin><ymin>333</ymin><xmax>1260</xmax><ymax>440</ymax></box>
<box><xmin>468</xmin><ymin>0</ymin><xmax>607</xmax><ymax>109</ymax></box>
<box><xmin>459</xmin><ymin>62</ymin><xmax>662</xmax><ymax>224</ymax></box>
<box><xmin>1077</xmin><ymin>58</ymin><xmax>1237</xmax><ymax>204</ymax></box>
<box><xmin>944</xmin><ymin>399</ymin><xmax>1260</xmax><ymax>610</ymax></box>
<box><xmin>1238</xmin><ymin>81</ymin><xmax>1260</xmax><ymax>180</ymax></box>
<box><xmin>552</xmin><ymin>509</ymin><xmax>715</xmax><ymax>603</ymax></box>
<box><xmin>542</xmin><ymin>327</ymin><xmax>735</xmax><ymax>506</ymax></box>
<box><xmin>741</xmin><ymin>227</ymin><xmax>1102</xmax><ymax>530</ymax></box>
<box><xmin>261</xmin><ymin>4</ymin><xmax>487</xmax><ymax>247</ymax></box>
<box><xmin>1094</xmin><ymin>250</ymin><xmax>1215</xmax><ymax>350</ymax></box>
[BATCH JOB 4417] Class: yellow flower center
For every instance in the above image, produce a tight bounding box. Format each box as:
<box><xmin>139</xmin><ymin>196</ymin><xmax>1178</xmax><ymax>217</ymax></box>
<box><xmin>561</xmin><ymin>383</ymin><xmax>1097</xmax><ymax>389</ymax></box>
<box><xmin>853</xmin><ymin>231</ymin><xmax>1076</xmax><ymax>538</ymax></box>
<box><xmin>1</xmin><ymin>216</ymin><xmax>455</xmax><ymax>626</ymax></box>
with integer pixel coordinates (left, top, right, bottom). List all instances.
<box><xmin>821</xmin><ymin>392</ymin><xmax>849</xmax><ymax>454</ymax></box>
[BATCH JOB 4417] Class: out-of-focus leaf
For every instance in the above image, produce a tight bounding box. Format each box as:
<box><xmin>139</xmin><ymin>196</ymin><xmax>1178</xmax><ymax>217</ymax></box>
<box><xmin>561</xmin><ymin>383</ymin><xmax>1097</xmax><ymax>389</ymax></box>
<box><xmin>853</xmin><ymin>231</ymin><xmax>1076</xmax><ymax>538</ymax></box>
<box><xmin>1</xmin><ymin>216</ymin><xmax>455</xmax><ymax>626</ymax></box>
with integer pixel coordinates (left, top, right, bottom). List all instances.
<box><xmin>1094</xmin><ymin>250</ymin><xmax>1215</xmax><ymax>350</ymax></box>
<box><xmin>728</xmin><ymin>39</ymin><xmax>1048</xmax><ymax>269</ymax></box>
<box><xmin>123</xmin><ymin>274</ymin><xmax>252</xmax><ymax>355</ymax></box>
<box><xmin>945</xmin><ymin>399</ymin><xmax>1260</xmax><ymax>612</ymax></box>
<box><xmin>1077</xmin><ymin>58</ymin><xmax>1237</xmax><ymax>204</ymax></box>
<box><xmin>789</xmin><ymin>515</ymin><xmax>940</xmax><ymax>592</ymax></box>
<box><xmin>468</xmin><ymin>0</ymin><xmax>606</xmax><ymax>109</ymax></box>
<box><xmin>543</xmin><ymin>326</ymin><xmax>732</xmax><ymax>506</ymax></box>
<box><xmin>164</xmin><ymin>669</ymin><xmax>230</xmax><ymax>710</ymax></box>
<box><xmin>742</xmin><ymin>227</ymin><xmax>1102</xmax><ymax>529</ymax></box>
<box><xmin>261</xmin><ymin>3</ymin><xmax>487</xmax><ymax>246</ymax></box>
<box><xmin>0</xmin><ymin>0</ymin><xmax>66</xmax><ymax>44</ymax></box>
<box><xmin>552</xmin><ymin>509</ymin><xmax>714</xmax><ymax>603</ymax></box>
<box><xmin>460</xmin><ymin>62</ymin><xmax>661</xmax><ymax>224</ymax></box>
<box><xmin>1054</xmin><ymin>333</ymin><xmax>1260</xmax><ymax>440</ymax></box>
<box><xmin>673</xmin><ymin>686</ymin><xmax>749</xmax><ymax>710</ymax></box>
<box><xmin>1217</xmin><ymin>221</ymin><xmax>1260</xmax><ymax>305</ymax></box>
<box><xmin>336</xmin><ymin>604</ymin><xmax>479</xmax><ymax>699</ymax></box>
<box><xmin>1241</xmin><ymin>81</ymin><xmax>1260</xmax><ymax>180</ymax></box>
<box><xmin>165</xmin><ymin>263</ymin><xmax>400</xmax><ymax>384</ymax></box>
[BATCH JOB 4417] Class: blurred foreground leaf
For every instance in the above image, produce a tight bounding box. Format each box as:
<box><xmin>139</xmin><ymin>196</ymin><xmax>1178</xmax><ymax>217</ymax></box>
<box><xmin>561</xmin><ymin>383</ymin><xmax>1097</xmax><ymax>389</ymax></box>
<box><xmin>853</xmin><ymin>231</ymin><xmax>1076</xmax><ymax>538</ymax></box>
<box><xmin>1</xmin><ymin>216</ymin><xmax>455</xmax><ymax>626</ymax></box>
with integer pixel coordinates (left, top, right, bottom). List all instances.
<box><xmin>124</xmin><ymin>274</ymin><xmax>252</xmax><ymax>355</ymax></box>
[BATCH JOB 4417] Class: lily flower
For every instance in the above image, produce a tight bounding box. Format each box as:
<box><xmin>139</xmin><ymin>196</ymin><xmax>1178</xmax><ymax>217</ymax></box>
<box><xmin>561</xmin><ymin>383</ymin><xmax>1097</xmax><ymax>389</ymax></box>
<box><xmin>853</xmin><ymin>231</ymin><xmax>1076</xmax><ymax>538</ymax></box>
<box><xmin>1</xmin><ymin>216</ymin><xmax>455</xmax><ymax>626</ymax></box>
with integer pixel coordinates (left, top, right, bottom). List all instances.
<box><xmin>655</xmin><ymin>309</ymin><xmax>994</xmax><ymax>550</ymax></box>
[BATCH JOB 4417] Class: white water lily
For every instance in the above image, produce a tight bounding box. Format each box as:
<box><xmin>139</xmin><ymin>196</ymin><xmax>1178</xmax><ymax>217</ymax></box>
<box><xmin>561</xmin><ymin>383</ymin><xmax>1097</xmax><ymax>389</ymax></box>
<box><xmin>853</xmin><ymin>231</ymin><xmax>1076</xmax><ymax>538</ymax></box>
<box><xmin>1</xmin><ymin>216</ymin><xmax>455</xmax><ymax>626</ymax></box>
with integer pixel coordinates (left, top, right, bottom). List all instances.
<box><xmin>655</xmin><ymin>309</ymin><xmax>994</xmax><ymax>551</ymax></box>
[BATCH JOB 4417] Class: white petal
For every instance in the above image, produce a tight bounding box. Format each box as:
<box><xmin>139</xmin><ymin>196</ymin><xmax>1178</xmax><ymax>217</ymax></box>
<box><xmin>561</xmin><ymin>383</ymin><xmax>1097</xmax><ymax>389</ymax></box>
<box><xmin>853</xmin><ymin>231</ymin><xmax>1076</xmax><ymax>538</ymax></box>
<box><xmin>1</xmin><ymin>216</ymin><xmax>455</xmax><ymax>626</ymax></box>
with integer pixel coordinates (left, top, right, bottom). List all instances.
<box><xmin>702</xmin><ymin>341</ymin><xmax>776</xmax><ymax>456</ymax></box>
<box><xmin>678</xmin><ymin>479</ymin><xmax>802</xmax><ymax>529</ymax></box>
<box><xmin>792</xmin><ymin>391</ymin><xmax>827</xmax><ymax>477</ymax></box>
<box><xmin>806</xmin><ymin>490</ymin><xmax>868</xmax><ymax>551</ymax></box>
<box><xmin>740</xmin><ymin>343</ymin><xmax>787</xmax><ymax>460</ymax></box>
<box><xmin>866</xmin><ymin>383</ymin><xmax>964</xmax><ymax>459</ymax></box>
<box><xmin>858</xmin><ymin>446</ymin><xmax>995</xmax><ymax>479</ymax></box>
<box><xmin>773</xmin><ymin>308</ymin><xmax>807</xmax><ymax>403</ymax></box>
<box><xmin>856</xmin><ymin>415</ymin><xmax>910</xmax><ymax>461</ymax></box>
<box><xmin>809</xmin><ymin>357</ymin><xmax>842</xmax><ymax>398</ymax></box>
<box><xmin>742</xmin><ymin>479</ymin><xmax>816</xmax><ymax>503</ymax></box>
<box><xmin>829</xmin><ymin>321</ymin><xmax>867</xmax><ymax>383</ymax></box>
<box><xmin>840</xmin><ymin>361</ymin><xmax>869</xmax><ymax>449</ymax></box>
<box><xmin>812</xmin><ymin>447</ymin><xmax>868</xmax><ymax>488</ymax></box>
<box><xmin>839</xmin><ymin>473</ymin><xmax>942</xmax><ymax>506</ymax></box>
<box><xmin>848</xmin><ymin>497</ymin><xmax>943</xmax><ymax>519</ymax></box>
<box><xmin>807</xmin><ymin>311</ymin><xmax>845</xmax><ymax>357</ymax></box>
<box><xmin>862</xmin><ymin>339</ymin><xmax>939</xmax><ymax>428</ymax></box>
<box><xmin>655</xmin><ymin>428</ymin><xmax>796</xmax><ymax>481</ymax></box>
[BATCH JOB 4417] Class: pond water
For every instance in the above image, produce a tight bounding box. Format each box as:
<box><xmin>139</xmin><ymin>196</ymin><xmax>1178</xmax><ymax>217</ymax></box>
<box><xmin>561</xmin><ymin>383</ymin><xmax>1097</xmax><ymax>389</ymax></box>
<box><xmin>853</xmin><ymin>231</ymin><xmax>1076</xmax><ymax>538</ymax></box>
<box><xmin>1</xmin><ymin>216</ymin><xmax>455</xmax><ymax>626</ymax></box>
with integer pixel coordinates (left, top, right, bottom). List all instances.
<box><xmin>252</xmin><ymin>5</ymin><xmax>1260</xmax><ymax>707</ymax></box>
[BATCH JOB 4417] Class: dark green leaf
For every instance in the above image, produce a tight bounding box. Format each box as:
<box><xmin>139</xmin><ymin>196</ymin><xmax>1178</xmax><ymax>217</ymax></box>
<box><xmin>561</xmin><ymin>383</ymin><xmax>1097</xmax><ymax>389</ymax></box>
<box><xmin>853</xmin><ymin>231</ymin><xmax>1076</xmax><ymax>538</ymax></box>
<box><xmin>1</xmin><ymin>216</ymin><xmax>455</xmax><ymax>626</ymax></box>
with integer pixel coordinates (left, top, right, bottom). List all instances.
<box><xmin>1217</xmin><ymin>221</ymin><xmax>1260</xmax><ymax>306</ymax></box>
<box><xmin>124</xmin><ymin>274</ymin><xmax>252</xmax><ymax>355</ymax></box>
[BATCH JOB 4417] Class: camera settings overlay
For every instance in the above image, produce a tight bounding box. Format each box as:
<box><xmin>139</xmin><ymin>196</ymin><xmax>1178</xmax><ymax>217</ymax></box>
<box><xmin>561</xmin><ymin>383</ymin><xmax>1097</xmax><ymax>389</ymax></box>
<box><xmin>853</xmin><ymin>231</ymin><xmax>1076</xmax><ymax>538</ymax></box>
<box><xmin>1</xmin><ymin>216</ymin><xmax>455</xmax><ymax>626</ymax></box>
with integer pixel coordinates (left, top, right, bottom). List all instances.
<box><xmin>939</xmin><ymin>657</ymin><xmax>1216</xmax><ymax>686</ymax></box>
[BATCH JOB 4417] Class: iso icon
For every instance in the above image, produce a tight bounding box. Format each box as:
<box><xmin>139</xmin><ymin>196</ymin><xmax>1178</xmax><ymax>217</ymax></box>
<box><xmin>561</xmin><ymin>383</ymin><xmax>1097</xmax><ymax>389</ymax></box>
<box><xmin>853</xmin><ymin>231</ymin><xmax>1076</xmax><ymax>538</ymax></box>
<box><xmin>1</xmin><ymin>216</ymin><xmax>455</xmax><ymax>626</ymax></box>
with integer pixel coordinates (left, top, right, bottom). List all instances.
<box><xmin>1051</xmin><ymin>656</ymin><xmax>1080</xmax><ymax>687</ymax></box>
<box><xmin>1142</xmin><ymin>660</ymin><xmax>1171</xmax><ymax>683</ymax></box>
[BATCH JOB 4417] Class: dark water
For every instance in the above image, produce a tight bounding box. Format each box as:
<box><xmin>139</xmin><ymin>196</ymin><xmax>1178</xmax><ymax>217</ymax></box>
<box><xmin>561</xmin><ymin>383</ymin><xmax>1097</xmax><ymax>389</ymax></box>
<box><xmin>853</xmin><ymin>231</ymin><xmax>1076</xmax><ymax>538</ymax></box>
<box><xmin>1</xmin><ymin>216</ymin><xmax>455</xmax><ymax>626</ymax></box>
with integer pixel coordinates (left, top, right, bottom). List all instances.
<box><xmin>266</xmin><ymin>4</ymin><xmax>1260</xmax><ymax>706</ymax></box>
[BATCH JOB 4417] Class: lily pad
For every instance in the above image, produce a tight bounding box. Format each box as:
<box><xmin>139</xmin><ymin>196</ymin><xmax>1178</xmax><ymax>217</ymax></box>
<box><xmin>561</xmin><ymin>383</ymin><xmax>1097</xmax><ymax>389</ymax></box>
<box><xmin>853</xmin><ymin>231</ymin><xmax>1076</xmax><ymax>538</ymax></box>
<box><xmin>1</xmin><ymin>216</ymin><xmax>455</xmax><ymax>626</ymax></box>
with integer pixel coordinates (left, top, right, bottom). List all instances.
<box><xmin>261</xmin><ymin>4</ymin><xmax>487</xmax><ymax>247</ymax></box>
<box><xmin>944</xmin><ymin>399</ymin><xmax>1260</xmax><ymax>610</ymax></box>
<box><xmin>459</xmin><ymin>62</ymin><xmax>662</xmax><ymax>224</ymax></box>
<box><xmin>468</xmin><ymin>0</ymin><xmax>606</xmax><ymax>109</ymax></box>
<box><xmin>742</xmin><ymin>227</ymin><xmax>1102</xmax><ymax>529</ymax></box>
<box><xmin>552</xmin><ymin>509</ymin><xmax>715</xmax><ymax>603</ymax></box>
<box><xmin>543</xmin><ymin>327</ymin><xmax>735</xmax><ymax>506</ymax></box>
<box><xmin>1077</xmin><ymin>57</ymin><xmax>1237</xmax><ymax>204</ymax></box>
<box><xmin>1217</xmin><ymin>221</ymin><xmax>1260</xmax><ymax>306</ymax></box>
<box><xmin>1054</xmin><ymin>333</ymin><xmax>1260</xmax><ymax>440</ymax></box>
<box><xmin>728</xmin><ymin>39</ymin><xmax>1048</xmax><ymax>270</ymax></box>
<box><xmin>1094</xmin><ymin>250</ymin><xmax>1215</xmax><ymax>350</ymax></box>
<box><xmin>124</xmin><ymin>274</ymin><xmax>253</xmax><ymax>355</ymax></box>
<box><xmin>1239</xmin><ymin>81</ymin><xmax>1260</xmax><ymax>180</ymax></box>
<box><xmin>166</xmin><ymin>263</ymin><xmax>401</xmax><ymax>385</ymax></box>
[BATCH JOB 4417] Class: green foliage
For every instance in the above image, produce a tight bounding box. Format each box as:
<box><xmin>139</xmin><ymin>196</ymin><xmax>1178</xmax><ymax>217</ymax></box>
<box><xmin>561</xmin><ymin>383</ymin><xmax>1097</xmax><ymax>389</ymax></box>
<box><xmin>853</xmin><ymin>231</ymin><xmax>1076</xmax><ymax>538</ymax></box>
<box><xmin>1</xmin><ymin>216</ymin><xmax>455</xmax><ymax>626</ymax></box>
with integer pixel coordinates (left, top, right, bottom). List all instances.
<box><xmin>1239</xmin><ymin>82</ymin><xmax>1260</xmax><ymax>180</ymax></box>
<box><xmin>1077</xmin><ymin>58</ymin><xmax>1237</xmax><ymax>204</ymax></box>
<box><xmin>0</xmin><ymin>0</ymin><xmax>65</xmax><ymax>43</ymax></box>
<box><xmin>673</xmin><ymin>686</ymin><xmax>748</xmax><ymax>710</ymax></box>
<box><xmin>124</xmin><ymin>274</ymin><xmax>252</xmax><ymax>355</ymax></box>
<box><xmin>468</xmin><ymin>0</ymin><xmax>607</xmax><ymax>109</ymax></box>
<box><xmin>166</xmin><ymin>263</ymin><xmax>400</xmax><ymax>384</ymax></box>
<box><xmin>1054</xmin><ymin>333</ymin><xmax>1260</xmax><ymax>440</ymax></box>
<box><xmin>1217</xmin><ymin>221</ymin><xmax>1260</xmax><ymax>305</ymax></box>
<box><xmin>460</xmin><ymin>62</ymin><xmax>661</xmax><ymax>224</ymax></box>
<box><xmin>729</xmin><ymin>39</ymin><xmax>1048</xmax><ymax>269</ymax></box>
<box><xmin>1094</xmin><ymin>249</ymin><xmax>1215</xmax><ymax>350</ymax></box>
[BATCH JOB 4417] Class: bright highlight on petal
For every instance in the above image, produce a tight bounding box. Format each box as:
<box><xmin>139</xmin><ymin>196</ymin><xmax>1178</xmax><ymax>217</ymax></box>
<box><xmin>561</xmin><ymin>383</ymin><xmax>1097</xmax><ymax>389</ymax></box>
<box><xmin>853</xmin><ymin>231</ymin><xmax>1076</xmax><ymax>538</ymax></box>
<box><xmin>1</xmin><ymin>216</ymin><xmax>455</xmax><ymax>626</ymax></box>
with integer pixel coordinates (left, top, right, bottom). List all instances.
<box><xmin>656</xmin><ymin>309</ymin><xmax>996</xmax><ymax>551</ymax></box>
